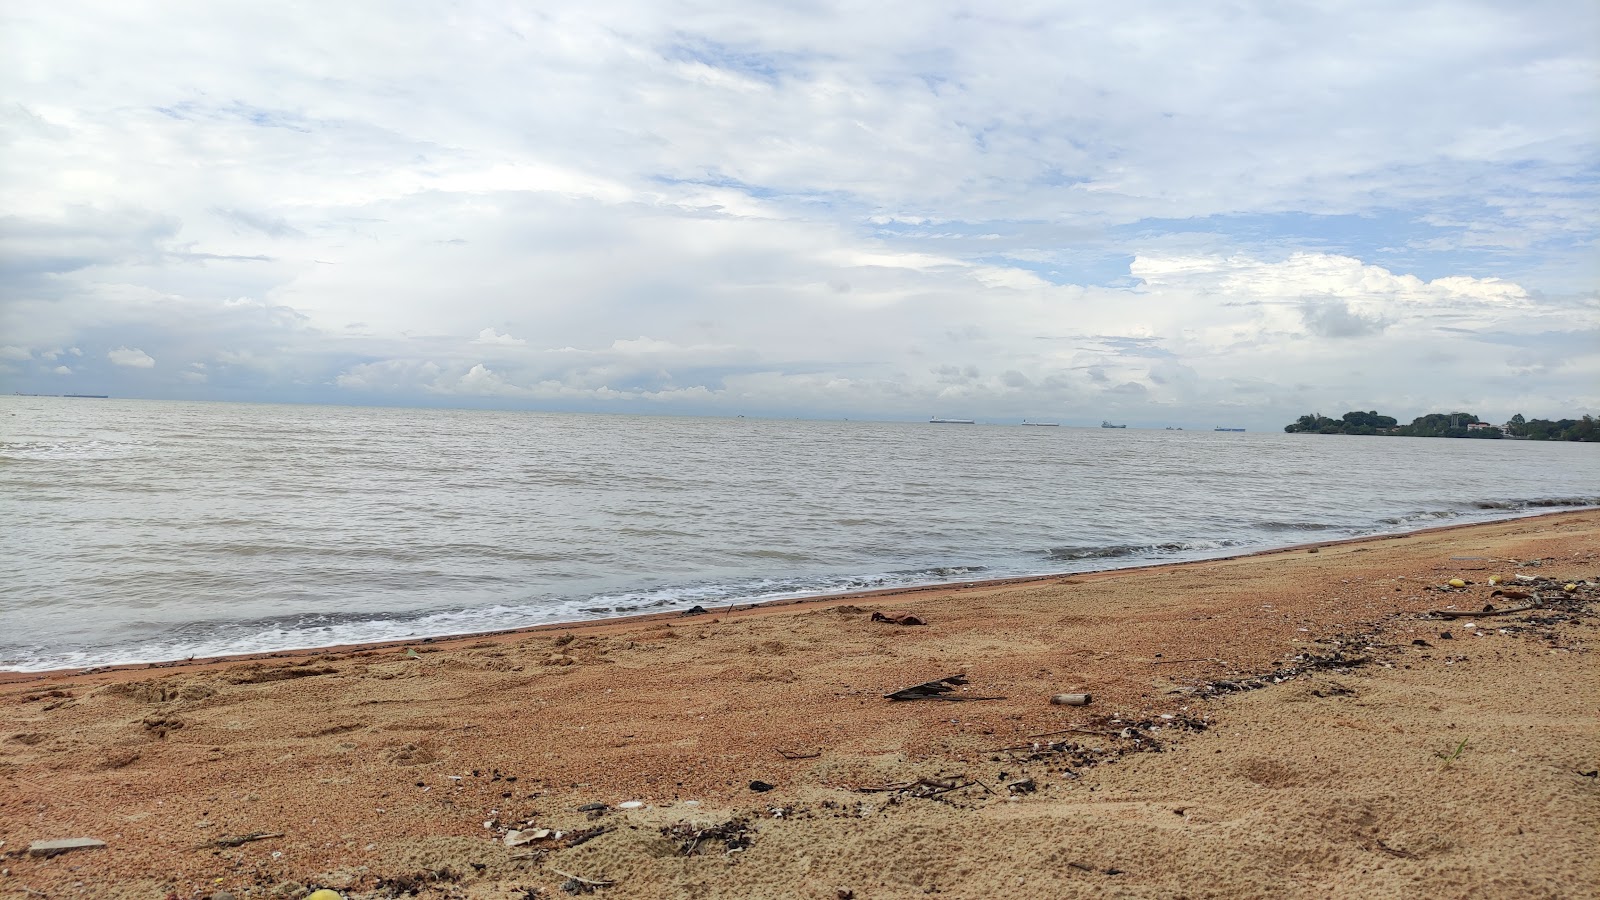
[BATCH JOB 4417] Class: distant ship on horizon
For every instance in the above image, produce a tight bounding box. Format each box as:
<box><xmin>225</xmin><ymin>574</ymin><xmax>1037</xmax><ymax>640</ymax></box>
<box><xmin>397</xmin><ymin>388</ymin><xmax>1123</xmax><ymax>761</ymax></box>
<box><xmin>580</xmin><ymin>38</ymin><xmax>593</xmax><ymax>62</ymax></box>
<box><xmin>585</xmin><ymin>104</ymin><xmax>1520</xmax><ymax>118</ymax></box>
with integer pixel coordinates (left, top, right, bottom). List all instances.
<box><xmin>929</xmin><ymin>417</ymin><xmax>976</xmax><ymax>425</ymax></box>
<box><xmin>1101</xmin><ymin>420</ymin><xmax>1127</xmax><ymax>429</ymax></box>
<box><xmin>1021</xmin><ymin>420</ymin><xmax>1060</xmax><ymax>427</ymax></box>
<box><xmin>1214</xmin><ymin>427</ymin><xmax>1246</xmax><ymax>432</ymax></box>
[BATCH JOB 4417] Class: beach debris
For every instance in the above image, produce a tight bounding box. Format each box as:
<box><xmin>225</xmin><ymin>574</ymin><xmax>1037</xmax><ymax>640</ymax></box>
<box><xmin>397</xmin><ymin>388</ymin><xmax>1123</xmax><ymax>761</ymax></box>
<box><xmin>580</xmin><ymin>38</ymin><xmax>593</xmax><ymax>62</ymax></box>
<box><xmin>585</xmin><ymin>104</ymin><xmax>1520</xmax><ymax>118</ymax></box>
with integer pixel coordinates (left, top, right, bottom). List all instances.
<box><xmin>550</xmin><ymin>868</ymin><xmax>613</xmax><ymax>894</ymax></box>
<box><xmin>1006</xmin><ymin>777</ymin><xmax>1036</xmax><ymax>794</ymax></box>
<box><xmin>855</xmin><ymin>776</ymin><xmax>973</xmax><ymax>799</ymax></box>
<box><xmin>1440</xmin><ymin>631</ymin><xmax>1453</xmax><ymax>639</ymax></box>
<box><xmin>305</xmin><ymin>891</ymin><xmax>344</xmax><ymax>900</ymax></box>
<box><xmin>1190</xmin><ymin>648</ymin><xmax>1370</xmax><ymax>697</ymax></box>
<box><xmin>660</xmin><ymin>817</ymin><xmax>753</xmax><ymax>856</ymax></box>
<box><xmin>1447</xmin><ymin>578</ymin><xmax>1467</xmax><ymax>588</ymax></box>
<box><xmin>1490</xmin><ymin>589</ymin><xmax>1532</xmax><ymax>600</ymax></box>
<box><xmin>885</xmin><ymin>674</ymin><xmax>1003</xmax><ymax>701</ymax></box>
<box><xmin>1050</xmin><ymin>692</ymin><xmax>1092</xmax><ymax>706</ymax></box>
<box><xmin>680</xmin><ymin>605</ymin><xmax>709</xmax><ymax>616</ymax></box>
<box><xmin>1068</xmin><ymin>861</ymin><xmax>1125</xmax><ymax>875</ymax></box>
<box><xmin>565</xmin><ymin>825</ymin><xmax>613</xmax><ymax>848</ymax></box>
<box><xmin>616</xmin><ymin>800</ymin><xmax>645</xmax><ymax>810</ymax></box>
<box><xmin>775</xmin><ymin>747</ymin><xmax>821</xmax><ymax>760</ymax></box>
<box><xmin>749</xmin><ymin>780</ymin><xmax>776</xmax><ymax>792</ymax></box>
<box><xmin>206</xmin><ymin>831</ymin><xmax>284</xmax><ymax>848</ymax></box>
<box><xmin>28</xmin><ymin>837</ymin><xmax>106</xmax><ymax>858</ymax></box>
<box><xmin>1430</xmin><ymin>604</ymin><xmax>1535</xmax><ymax>619</ymax></box>
<box><xmin>503</xmin><ymin>828</ymin><xmax>553</xmax><ymax>847</ymax></box>
<box><xmin>576</xmin><ymin>802</ymin><xmax>608</xmax><ymax>813</ymax></box>
<box><xmin>870</xmin><ymin>611</ymin><xmax>926</xmax><ymax>626</ymax></box>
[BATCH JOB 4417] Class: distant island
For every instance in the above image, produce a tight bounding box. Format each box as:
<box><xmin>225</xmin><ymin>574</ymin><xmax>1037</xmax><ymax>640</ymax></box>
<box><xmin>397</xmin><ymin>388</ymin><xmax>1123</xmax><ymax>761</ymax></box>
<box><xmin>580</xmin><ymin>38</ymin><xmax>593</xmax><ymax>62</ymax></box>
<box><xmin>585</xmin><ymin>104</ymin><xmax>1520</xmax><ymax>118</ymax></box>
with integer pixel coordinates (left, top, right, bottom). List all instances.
<box><xmin>1285</xmin><ymin>411</ymin><xmax>1597</xmax><ymax>442</ymax></box>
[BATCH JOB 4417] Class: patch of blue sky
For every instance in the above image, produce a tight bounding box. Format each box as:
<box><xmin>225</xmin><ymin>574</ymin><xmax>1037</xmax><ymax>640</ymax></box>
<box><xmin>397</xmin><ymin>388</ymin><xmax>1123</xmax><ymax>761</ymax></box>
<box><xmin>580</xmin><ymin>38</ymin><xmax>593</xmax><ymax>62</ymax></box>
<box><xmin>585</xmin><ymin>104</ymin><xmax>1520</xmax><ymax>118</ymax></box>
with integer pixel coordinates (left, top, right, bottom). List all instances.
<box><xmin>662</xmin><ymin>38</ymin><xmax>795</xmax><ymax>83</ymax></box>
<box><xmin>866</xmin><ymin>218</ymin><xmax>1134</xmax><ymax>287</ymax></box>
<box><xmin>1109</xmin><ymin>211</ymin><xmax>1507</xmax><ymax>282</ymax></box>
<box><xmin>152</xmin><ymin>101</ymin><xmax>311</xmax><ymax>133</ymax></box>
<box><xmin>972</xmin><ymin>252</ymin><xmax>1138</xmax><ymax>288</ymax></box>
<box><xmin>650</xmin><ymin>173</ymin><xmax>853</xmax><ymax>209</ymax></box>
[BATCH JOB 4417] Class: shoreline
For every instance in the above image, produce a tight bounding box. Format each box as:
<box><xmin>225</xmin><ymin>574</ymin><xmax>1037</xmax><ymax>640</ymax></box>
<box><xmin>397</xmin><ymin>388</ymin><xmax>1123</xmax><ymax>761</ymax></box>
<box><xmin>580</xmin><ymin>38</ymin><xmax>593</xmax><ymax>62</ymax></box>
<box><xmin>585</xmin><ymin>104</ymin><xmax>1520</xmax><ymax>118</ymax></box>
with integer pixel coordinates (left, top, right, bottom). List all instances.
<box><xmin>3</xmin><ymin>510</ymin><xmax>1594</xmax><ymax>898</ymax></box>
<box><xmin>4</xmin><ymin>507</ymin><xmax>1590</xmax><ymax>685</ymax></box>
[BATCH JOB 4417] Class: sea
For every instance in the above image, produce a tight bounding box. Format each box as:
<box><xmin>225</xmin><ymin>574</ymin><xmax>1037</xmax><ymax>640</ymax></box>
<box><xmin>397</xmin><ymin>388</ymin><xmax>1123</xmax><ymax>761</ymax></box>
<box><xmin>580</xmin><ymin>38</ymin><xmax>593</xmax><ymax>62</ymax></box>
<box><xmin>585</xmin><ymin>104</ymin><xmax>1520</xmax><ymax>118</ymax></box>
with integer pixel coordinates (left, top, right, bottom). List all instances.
<box><xmin>2</xmin><ymin>397</ymin><xmax>1595</xmax><ymax>672</ymax></box>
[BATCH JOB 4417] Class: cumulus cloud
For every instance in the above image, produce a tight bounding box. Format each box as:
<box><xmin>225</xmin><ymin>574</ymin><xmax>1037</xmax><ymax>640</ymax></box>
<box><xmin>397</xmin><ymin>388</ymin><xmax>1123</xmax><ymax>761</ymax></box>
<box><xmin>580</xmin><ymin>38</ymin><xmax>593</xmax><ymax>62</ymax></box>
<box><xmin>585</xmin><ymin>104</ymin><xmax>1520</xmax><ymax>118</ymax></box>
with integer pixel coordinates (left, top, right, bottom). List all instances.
<box><xmin>107</xmin><ymin>347</ymin><xmax>155</xmax><ymax>368</ymax></box>
<box><xmin>474</xmin><ymin>327</ymin><xmax>527</xmax><ymax>346</ymax></box>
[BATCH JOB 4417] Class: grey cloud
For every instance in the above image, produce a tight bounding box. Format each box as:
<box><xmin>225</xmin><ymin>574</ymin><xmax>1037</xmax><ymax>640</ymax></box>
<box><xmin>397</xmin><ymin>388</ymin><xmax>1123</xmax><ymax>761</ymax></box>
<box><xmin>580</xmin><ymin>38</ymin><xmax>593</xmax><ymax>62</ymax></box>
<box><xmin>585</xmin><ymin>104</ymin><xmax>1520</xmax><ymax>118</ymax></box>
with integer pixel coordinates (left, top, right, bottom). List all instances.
<box><xmin>1300</xmin><ymin>299</ymin><xmax>1389</xmax><ymax>339</ymax></box>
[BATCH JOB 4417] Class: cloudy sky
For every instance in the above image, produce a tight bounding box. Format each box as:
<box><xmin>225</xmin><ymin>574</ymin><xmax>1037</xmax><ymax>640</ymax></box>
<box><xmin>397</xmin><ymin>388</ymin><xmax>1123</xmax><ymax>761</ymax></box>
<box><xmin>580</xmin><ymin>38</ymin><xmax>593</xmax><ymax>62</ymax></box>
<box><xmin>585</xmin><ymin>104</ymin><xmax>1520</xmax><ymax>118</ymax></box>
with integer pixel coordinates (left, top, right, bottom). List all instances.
<box><xmin>2</xmin><ymin>1</ymin><xmax>1596</xmax><ymax>428</ymax></box>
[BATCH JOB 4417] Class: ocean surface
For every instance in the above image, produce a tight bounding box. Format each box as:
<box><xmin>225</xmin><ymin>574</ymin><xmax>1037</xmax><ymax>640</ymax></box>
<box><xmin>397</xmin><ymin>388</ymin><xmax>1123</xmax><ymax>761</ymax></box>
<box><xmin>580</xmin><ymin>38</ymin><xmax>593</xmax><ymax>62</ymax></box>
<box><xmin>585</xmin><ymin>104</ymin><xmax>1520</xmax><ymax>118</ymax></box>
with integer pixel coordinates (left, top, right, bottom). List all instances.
<box><xmin>2</xmin><ymin>397</ymin><xmax>1595</xmax><ymax>671</ymax></box>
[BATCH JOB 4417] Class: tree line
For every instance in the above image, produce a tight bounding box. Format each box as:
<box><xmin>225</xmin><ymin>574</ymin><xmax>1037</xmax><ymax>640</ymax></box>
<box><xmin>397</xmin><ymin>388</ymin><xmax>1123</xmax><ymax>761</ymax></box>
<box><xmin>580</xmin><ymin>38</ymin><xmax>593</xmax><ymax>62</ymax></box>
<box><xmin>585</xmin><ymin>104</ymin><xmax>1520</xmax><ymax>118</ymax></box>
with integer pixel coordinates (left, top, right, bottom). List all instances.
<box><xmin>1284</xmin><ymin>411</ymin><xmax>1598</xmax><ymax>441</ymax></box>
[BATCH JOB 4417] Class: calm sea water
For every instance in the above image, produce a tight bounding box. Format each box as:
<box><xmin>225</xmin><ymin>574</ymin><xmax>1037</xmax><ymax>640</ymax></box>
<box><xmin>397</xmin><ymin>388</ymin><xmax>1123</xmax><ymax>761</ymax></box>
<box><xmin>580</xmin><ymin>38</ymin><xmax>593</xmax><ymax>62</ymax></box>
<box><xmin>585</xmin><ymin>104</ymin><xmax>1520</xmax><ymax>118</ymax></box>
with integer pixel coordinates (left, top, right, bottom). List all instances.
<box><xmin>2</xmin><ymin>397</ymin><xmax>1595</xmax><ymax>671</ymax></box>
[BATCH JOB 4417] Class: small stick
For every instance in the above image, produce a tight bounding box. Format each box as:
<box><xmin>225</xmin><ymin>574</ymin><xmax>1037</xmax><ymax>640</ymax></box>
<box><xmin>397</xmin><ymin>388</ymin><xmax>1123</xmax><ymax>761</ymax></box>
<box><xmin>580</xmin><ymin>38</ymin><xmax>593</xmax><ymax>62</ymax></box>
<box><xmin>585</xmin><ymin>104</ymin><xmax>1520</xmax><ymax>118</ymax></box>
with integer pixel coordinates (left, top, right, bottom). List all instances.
<box><xmin>1430</xmin><ymin>604</ymin><xmax>1535</xmax><ymax>619</ymax></box>
<box><xmin>207</xmin><ymin>831</ymin><xmax>284</xmax><ymax>848</ymax></box>
<box><xmin>549</xmin><ymin>868</ymin><xmax>614</xmax><ymax>887</ymax></box>
<box><xmin>1151</xmin><ymin>657</ymin><xmax>1219</xmax><ymax>665</ymax></box>
<box><xmin>1028</xmin><ymin>726</ymin><xmax>1117</xmax><ymax>739</ymax></box>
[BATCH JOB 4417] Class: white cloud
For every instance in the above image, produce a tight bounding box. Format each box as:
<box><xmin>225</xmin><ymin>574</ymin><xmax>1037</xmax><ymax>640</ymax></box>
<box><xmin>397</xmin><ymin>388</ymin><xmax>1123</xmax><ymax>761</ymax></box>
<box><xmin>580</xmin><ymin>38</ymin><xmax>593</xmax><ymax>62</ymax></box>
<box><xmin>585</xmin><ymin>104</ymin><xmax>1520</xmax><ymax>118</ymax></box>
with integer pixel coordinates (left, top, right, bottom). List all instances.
<box><xmin>474</xmin><ymin>327</ymin><xmax>527</xmax><ymax>346</ymax></box>
<box><xmin>107</xmin><ymin>347</ymin><xmax>155</xmax><ymax>368</ymax></box>
<box><xmin>0</xmin><ymin>1</ymin><xmax>1593</xmax><ymax>423</ymax></box>
<box><xmin>53</xmin><ymin>365</ymin><xmax>72</xmax><ymax>375</ymax></box>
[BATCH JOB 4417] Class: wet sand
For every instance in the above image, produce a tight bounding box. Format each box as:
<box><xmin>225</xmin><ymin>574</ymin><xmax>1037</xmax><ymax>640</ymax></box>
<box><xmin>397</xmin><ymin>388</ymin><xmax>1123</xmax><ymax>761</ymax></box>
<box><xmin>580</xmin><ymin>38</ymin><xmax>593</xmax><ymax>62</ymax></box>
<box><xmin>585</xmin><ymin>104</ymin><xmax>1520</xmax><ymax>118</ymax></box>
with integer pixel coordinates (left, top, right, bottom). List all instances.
<box><xmin>2</xmin><ymin>512</ymin><xmax>1596</xmax><ymax>898</ymax></box>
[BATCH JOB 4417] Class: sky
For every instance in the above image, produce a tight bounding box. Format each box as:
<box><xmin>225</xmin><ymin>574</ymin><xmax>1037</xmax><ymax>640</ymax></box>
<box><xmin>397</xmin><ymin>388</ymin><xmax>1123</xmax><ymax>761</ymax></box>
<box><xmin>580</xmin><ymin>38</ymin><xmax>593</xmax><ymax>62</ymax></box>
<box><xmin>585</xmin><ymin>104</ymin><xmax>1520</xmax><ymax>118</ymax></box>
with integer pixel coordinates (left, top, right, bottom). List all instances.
<box><xmin>2</xmin><ymin>1</ymin><xmax>1597</xmax><ymax>429</ymax></box>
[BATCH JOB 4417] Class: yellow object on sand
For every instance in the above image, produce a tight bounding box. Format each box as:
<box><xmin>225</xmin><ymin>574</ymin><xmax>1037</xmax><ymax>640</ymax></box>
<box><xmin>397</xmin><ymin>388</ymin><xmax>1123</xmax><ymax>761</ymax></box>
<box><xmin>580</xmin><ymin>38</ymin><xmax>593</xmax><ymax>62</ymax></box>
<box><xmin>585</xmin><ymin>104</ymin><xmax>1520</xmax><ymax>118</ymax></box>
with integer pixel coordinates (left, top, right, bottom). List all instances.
<box><xmin>1565</xmin><ymin>583</ymin><xmax>1578</xmax><ymax>591</ymax></box>
<box><xmin>305</xmin><ymin>891</ymin><xmax>343</xmax><ymax>900</ymax></box>
<box><xmin>1488</xmin><ymin>575</ymin><xmax>1501</xmax><ymax>585</ymax></box>
<box><xmin>1448</xmin><ymin>578</ymin><xmax>1466</xmax><ymax>588</ymax></box>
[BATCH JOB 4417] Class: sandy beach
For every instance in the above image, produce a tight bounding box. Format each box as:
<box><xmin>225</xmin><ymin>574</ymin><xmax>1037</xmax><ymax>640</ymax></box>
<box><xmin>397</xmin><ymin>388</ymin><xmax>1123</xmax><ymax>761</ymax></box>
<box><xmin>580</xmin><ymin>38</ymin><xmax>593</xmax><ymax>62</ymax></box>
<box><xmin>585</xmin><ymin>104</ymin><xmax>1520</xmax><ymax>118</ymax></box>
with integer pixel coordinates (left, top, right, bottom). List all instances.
<box><xmin>2</xmin><ymin>512</ymin><xmax>1596</xmax><ymax>899</ymax></box>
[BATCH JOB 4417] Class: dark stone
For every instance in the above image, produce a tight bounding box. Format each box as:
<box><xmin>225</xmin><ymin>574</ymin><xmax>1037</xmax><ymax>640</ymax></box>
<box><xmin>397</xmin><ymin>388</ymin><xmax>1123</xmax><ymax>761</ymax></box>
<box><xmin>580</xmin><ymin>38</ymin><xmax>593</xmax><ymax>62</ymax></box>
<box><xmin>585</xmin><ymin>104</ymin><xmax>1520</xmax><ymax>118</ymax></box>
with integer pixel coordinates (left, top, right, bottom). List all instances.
<box><xmin>749</xmin><ymin>780</ymin><xmax>776</xmax><ymax>792</ymax></box>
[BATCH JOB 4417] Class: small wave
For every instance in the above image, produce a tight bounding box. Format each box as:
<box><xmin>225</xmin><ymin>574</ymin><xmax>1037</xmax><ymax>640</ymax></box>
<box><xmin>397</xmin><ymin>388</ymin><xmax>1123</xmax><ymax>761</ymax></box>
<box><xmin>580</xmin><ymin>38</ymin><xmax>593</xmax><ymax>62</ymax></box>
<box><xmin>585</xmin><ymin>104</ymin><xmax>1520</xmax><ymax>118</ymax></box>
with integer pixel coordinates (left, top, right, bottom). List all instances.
<box><xmin>1045</xmin><ymin>540</ymin><xmax>1245</xmax><ymax>562</ymax></box>
<box><xmin>0</xmin><ymin>562</ymin><xmax>1001</xmax><ymax>671</ymax></box>
<box><xmin>1472</xmin><ymin>496</ymin><xmax>1600</xmax><ymax>510</ymax></box>
<box><xmin>0</xmin><ymin>439</ymin><xmax>146</xmax><ymax>461</ymax></box>
<box><xmin>1377</xmin><ymin>510</ymin><xmax>1461</xmax><ymax>526</ymax></box>
<box><xmin>1255</xmin><ymin>521</ymin><xmax>1337</xmax><ymax>532</ymax></box>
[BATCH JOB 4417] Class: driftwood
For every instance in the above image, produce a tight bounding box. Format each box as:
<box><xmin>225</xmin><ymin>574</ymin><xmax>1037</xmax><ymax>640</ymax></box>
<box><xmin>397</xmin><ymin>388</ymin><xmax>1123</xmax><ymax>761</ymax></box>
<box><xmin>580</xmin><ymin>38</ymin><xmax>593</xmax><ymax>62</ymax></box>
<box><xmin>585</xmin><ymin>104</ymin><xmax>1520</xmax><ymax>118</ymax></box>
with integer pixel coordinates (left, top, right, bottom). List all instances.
<box><xmin>550</xmin><ymin>868</ymin><xmax>614</xmax><ymax>887</ymax></box>
<box><xmin>885</xmin><ymin>674</ymin><xmax>1003</xmax><ymax>701</ymax></box>
<box><xmin>206</xmin><ymin>831</ymin><xmax>283</xmax><ymax>848</ymax></box>
<box><xmin>775</xmin><ymin>748</ymin><xmax>821</xmax><ymax>760</ymax></box>
<box><xmin>1028</xmin><ymin>725</ymin><xmax>1119</xmax><ymax>739</ymax></box>
<box><xmin>1430</xmin><ymin>604</ymin><xmax>1536</xmax><ymax>619</ymax></box>
<box><xmin>871</xmin><ymin>611</ymin><xmax>926</xmax><ymax>626</ymax></box>
<box><xmin>856</xmin><ymin>777</ymin><xmax>972</xmax><ymax>798</ymax></box>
